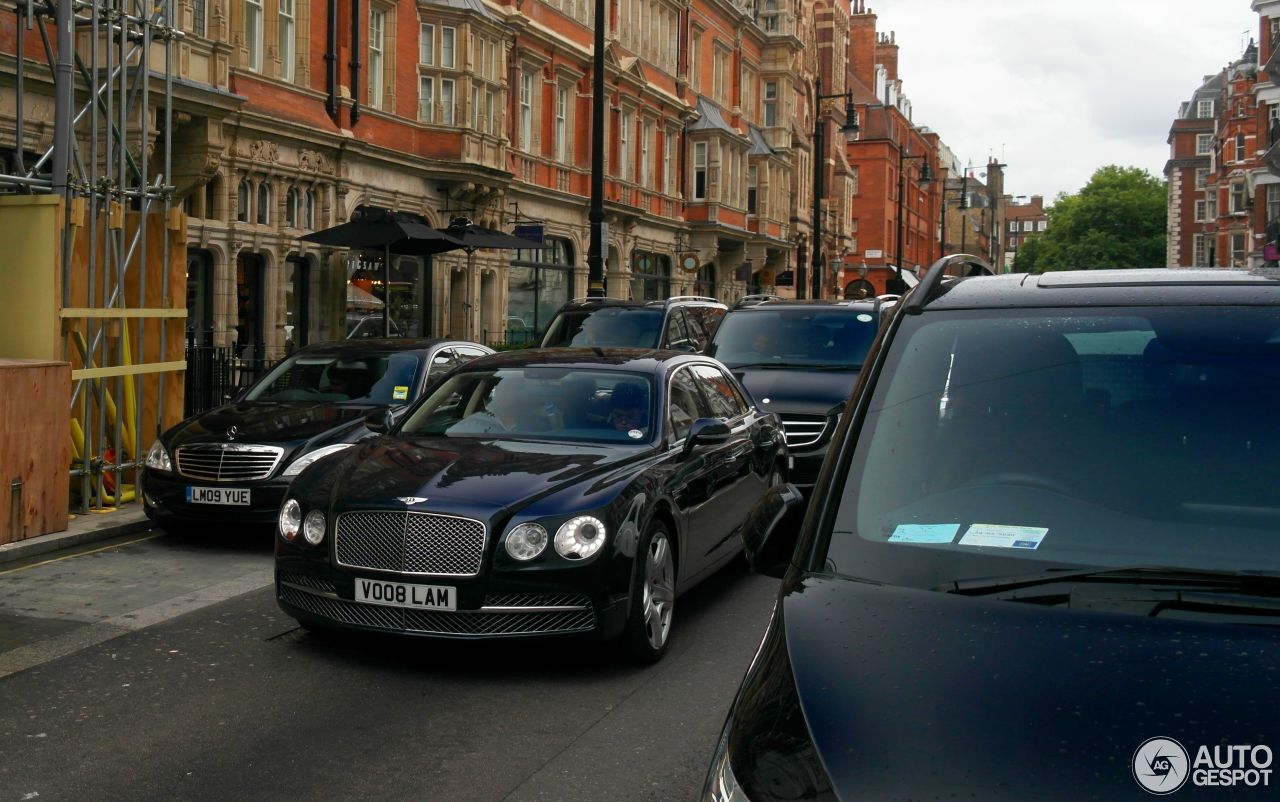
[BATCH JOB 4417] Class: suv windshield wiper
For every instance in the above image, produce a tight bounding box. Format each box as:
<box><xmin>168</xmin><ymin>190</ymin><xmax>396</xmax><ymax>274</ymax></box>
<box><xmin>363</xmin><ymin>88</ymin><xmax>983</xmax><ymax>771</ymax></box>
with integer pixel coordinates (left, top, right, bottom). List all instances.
<box><xmin>939</xmin><ymin>566</ymin><xmax>1280</xmax><ymax>621</ymax></box>
<box><xmin>941</xmin><ymin>565</ymin><xmax>1280</xmax><ymax>596</ymax></box>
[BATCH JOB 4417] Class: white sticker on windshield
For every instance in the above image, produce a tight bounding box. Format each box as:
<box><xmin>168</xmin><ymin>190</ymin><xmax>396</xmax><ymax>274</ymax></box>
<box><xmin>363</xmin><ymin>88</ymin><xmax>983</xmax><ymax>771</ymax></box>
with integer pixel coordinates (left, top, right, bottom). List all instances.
<box><xmin>628</xmin><ymin>429</ymin><xmax>644</xmax><ymax>439</ymax></box>
<box><xmin>857</xmin><ymin>313</ymin><xmax>874</xmax><ymax>322</ymax></box>
<box><xmin>887</xmin><ymin>524</ymin><xmax>959</xmax><ymax>544</ymax></box>
<box><xmin>958</xmin><ymin>524</ymin><xmax>1048</xmax><ymax>550</ymax></box>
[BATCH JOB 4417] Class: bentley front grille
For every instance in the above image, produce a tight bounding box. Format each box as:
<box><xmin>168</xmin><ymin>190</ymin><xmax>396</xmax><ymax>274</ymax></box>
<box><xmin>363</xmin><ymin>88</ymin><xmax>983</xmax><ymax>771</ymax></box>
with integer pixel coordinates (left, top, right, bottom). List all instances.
<box><xmin>175</xmin><ymin>444</ymin><xmax>285</xmax><ymax>482</ymax></box>
<box><xmin>335</xmin><ymin>510</ymin><xmax>487</xmax><ymax>576</ymax></box>
<box><xmin>278</xmin><ymin>585</ymin><xmax>596</xmax><ymax>636</ymax></box>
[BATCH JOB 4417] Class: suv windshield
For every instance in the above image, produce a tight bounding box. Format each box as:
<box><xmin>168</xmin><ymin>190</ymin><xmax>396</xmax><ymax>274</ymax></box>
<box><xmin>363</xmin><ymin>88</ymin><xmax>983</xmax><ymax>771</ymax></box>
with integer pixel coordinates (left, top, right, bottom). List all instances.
<box><xmin>827</xmin><ymin>306</ymin><xmax>1280</xmax><ymax>584</ymax></box>
<box><xmin>708</xmin><ymin>308</ymin><xmax>878</xmax><ymax>369</ymax></box>
<box><xmin>540</xmin><ymin>308</ymin><xmax>665</xmax><ymax>348</ymax></box>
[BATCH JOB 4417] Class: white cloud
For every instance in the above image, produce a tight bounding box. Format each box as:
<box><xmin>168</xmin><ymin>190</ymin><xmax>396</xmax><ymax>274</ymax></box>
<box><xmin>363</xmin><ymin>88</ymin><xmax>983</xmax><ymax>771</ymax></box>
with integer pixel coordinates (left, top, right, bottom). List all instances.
<box><xmin>872</xmin><ymin>0</ymin><xmax>1258</xmax><ymax>200</ymax></box>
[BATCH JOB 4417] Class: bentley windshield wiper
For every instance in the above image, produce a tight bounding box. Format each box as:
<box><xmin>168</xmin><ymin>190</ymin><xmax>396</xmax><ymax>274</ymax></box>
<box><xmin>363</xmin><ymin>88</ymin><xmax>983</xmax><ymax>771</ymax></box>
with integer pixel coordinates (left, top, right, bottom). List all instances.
<box><xmin>941</xmin><ymin>566</ymin><xmax>1280</xmax><ymax>598</ymax></box>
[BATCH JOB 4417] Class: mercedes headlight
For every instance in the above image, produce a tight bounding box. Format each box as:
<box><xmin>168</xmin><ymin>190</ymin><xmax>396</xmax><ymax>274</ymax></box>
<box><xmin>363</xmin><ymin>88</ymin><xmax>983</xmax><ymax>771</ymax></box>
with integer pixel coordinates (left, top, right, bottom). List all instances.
<box><xmin>504</xmin><ymin>522</ymin><xmax>549</xmax><ymax>561</ymax></box>
<box><xmin>278</xmin><ymin>499</ymin><xmax>302</xmax><ymax>542</ymax></box>
<box><xmin>282</xmin><ymin>443</ymin><xmax>354</xmax><ymax>478</ymax></box>
<box><xmin>303</xmin><ymin>509</ymin><xmax>327</xmax><ymax>545</ymax></box>
<box><xmin>145</xmin><ymin>440</ymin><xmax>172</xmax><ymax>472</ymax></box>
<box><xmin>554</xmin><ymin>515</ymin><xmax>607</xmax><ymax>560</ymax></box>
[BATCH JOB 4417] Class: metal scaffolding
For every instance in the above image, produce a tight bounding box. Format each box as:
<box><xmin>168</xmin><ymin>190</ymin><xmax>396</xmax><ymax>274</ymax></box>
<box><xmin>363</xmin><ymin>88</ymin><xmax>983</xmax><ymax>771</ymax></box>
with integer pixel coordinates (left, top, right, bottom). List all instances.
<box><xmin>3</xmin><ymin>0</ymin><xmax>180</xmax><ymax>512</ymax></box>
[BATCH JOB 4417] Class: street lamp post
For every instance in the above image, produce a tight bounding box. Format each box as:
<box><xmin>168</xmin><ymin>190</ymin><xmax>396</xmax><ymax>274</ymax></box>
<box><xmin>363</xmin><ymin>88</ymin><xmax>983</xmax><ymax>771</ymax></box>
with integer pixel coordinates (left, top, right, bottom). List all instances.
<box><xmin>806</xmin><ymin>78</ymin><xmax>859</xmax><ymax>300</ymax></box>
<box><xmin>586</xmin><ymin>0</ymin><xmax>606</xmax><ymax>297</ymax></box>
<box><xmin>892</xmin><ymin>147</ymin><xmax>932</xmax><ymax>293</ymax></box>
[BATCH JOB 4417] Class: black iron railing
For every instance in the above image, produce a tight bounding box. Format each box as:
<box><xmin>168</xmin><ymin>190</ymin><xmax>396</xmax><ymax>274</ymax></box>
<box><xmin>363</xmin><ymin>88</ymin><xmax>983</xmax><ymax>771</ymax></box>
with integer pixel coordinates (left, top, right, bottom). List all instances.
<box><xmin>183</xmin><ymin>331</ymin><xmax>286</xmax><ymax>417</ymax></box>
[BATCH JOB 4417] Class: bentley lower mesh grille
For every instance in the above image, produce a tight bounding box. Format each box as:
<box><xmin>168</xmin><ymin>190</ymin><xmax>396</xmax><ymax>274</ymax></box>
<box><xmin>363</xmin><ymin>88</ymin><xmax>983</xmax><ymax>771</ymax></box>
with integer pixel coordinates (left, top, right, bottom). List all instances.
<box><xmin>335</xmin><ymin>511</ymin><xmax>486</xmax><ymax>576</ymax></box>
<box><xmin>277</xmin><ymin>571</ymin><xmax>337</xmax><ymax>594</ymax></box>
<box><xmin>279</xmin><ymin>585</ymin><xmax>596</xmax><ymax>636</ymax></box>
<box><xmin>175</xmin><ymin>444</ymin><xmax>284</xmax><ymax>481</ymax></box>
<box><xmin>778</xmin><ymin>414</ymin><xmax>829</xmax><ymax>448</ymax></box>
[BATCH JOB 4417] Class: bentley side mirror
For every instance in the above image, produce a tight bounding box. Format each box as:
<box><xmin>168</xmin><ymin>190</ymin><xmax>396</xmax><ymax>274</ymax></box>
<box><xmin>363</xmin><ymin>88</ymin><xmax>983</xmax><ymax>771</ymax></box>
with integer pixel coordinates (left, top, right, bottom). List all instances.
<box><xmin>682</xmin><ymin>418</ymin><xmax>731</xmax><ymax>458</ymax></box>
<box><xmin>741</xmin><ymin>482</ymin><xmax>805</xmax><ymax>578</ymax></box>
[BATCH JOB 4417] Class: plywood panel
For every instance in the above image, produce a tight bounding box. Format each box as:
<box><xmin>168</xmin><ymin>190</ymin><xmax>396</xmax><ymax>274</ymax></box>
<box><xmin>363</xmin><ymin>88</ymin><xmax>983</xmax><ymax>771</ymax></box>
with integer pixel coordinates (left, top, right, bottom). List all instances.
<box><xmin>0</xmin><ymin>359</ymin><xmax>71</xmax><ymax>543</ymax></box>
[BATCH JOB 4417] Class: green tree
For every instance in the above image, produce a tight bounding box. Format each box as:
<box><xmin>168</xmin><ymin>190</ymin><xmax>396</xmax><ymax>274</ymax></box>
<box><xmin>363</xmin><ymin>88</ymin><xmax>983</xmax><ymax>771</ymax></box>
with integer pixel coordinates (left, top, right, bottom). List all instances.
<box><xmin>1013</xmin><ymin>165</ymin><xmax>1167</xmax><ymax>273</ymax></box>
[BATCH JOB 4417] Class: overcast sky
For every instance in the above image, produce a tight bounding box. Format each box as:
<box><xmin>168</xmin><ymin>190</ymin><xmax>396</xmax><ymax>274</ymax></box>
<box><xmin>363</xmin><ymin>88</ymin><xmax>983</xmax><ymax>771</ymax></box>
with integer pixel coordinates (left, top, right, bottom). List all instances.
<box><xmin>870</xmin><ymin>0</ymin><xmax>1261</xmax><ymax>203</ymax></box>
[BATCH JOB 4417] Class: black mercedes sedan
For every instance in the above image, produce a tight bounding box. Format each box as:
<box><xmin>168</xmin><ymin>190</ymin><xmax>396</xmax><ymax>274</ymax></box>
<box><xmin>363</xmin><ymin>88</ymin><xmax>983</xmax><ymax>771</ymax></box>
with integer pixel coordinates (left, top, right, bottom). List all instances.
<box><xmin>274</xmin><ymin>349</ymin><xmax>786</xmax><ymax>662</ymax></box>
<box><xmin>141</xmin><ymin>338</ymin><xmax>492</xmax><ymax>531</ymax></box>
<box><xmin>704</xmin><ymin>262</ymin><xmax>1280</xmax><ymax>800</ymax></box>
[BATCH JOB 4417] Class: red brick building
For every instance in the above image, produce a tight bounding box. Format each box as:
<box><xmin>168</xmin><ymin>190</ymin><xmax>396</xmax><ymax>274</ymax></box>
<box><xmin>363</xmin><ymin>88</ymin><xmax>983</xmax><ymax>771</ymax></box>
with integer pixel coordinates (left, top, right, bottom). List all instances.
<box><xmin>1004</xmin><ymin>195</ymin><xmax>1048</xmax><ymax>270</ymax></box>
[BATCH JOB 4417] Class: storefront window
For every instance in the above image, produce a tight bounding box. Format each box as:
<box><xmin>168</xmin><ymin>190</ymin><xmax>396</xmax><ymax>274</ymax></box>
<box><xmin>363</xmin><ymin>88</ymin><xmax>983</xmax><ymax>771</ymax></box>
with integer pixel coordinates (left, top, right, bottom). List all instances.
<box><xmin>631</xmin><ymin>251</ymin><xmax>671</xmax><ymax>302</ymax></box>
<box><xmin>508</xmin><ymin>236</ymin><xmax>572</xmax><ymax>344</ymax></box>
<box><xmin>284</xmin><ymin>255</ymin><xmax>309</xmax><ymax>349</ymax></box>
<box><xmin>693</xmin><ymin>263</ymin><xmax>715</xmax><ymax>298</ymax></box>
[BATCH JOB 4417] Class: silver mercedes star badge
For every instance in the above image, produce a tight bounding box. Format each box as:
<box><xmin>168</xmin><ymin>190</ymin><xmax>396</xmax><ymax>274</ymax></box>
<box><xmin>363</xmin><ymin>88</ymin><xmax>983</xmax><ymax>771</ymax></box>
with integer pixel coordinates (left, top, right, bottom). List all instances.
<box><xmin>226</xmin><ymin>425</ymin><xmax>239</xmax><ymax>440</ymax></box>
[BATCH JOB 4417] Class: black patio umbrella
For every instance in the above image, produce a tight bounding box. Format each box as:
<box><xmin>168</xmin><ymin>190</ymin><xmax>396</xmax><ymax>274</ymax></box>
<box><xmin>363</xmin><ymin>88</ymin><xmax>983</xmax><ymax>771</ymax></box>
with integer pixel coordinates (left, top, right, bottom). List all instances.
<box><xmin>300</xmin><ymin>205</ymin><xmax>462</xmax><ymax>337</ymax></box>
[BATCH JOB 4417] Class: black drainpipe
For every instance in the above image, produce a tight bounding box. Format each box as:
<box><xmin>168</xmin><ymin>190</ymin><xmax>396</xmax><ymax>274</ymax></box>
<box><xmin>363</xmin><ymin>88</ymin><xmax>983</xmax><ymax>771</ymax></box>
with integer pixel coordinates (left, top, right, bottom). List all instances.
<box><xmin>325</xmin><ymin>0</ymin><xmax>337</xmax><ymax>120</ymax></box>
<box><xmin>350</xmin><ymin>0</ymin><xmax>361</xmax><ymax>125</ymax></box>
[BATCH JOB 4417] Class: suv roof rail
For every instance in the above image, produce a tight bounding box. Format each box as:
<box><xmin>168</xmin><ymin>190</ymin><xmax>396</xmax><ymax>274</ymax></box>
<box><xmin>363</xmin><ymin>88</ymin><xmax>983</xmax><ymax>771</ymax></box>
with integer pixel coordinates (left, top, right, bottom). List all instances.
<box><xmin>902</xmin><ymin>254</ymin><xmax>994</xmax><ymax>314</ymax></box>
<box><xmin>732</xmin><ymin>293</ymin><xmax>787</xmax><ymax>309</ymax></box>
<box><xmin>568</xmin><ymin>296</ymin><xmax>634</xmax><ymax>304</ymax></box>
<box><xmin>663</xmin><ymin>295</ymin><xmax>722</xmax><ymax>305</ymax></box>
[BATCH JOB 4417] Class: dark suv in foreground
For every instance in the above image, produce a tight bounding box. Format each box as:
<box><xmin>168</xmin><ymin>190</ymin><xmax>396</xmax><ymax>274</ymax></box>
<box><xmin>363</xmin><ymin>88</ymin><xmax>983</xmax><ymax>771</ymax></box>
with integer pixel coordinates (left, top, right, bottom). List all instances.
<box><xmin>538</xmin><ymin>296</ymin><xmax>726</xmax><ymax>351</ymax></box>
<box><xmin>705</xmin><ymin>297</ymin><xmax>897</xmax><ymax>494</ymax></box>
<box><xmin>705</xmin><ymin>261</ymin><xmax>1280</xmax><ymax>800</ymax></box>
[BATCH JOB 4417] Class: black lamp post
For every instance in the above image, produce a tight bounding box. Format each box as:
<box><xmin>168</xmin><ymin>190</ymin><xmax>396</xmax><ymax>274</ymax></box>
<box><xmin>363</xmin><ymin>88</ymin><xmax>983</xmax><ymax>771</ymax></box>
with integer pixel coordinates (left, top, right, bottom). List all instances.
<box><xmin>805</xmin><ymin>78</ymin><xmax>859</xmax><ymax>300</ymax></box>
<box><xmin>586</xmin><ymin>0</ymin><xmax>607</xmax><ymax>297</ymax></box>
<box><xmin>939</xmin><ymin>172</ymin><xmax>969</xmax><ymax>256</ymax></box>
<box><xmin>891</xmin><ymin>148</ymin><xmax>932</xmax><ymax>294</ymax></box>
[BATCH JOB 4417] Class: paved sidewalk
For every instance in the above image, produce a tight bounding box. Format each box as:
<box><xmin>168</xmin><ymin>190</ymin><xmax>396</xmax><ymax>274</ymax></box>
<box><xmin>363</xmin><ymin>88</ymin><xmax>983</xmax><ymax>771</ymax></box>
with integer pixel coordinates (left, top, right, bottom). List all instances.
<box><xmin>0</xmin><ymin>504</ymin><xmax>154</xmax><ymax>565</ymax></box>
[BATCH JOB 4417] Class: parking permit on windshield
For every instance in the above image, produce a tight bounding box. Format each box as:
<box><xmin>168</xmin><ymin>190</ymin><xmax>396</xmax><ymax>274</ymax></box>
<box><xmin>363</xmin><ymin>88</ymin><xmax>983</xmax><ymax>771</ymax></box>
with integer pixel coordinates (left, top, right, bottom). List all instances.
<box><xmin>392</xmin><ymin>385</ymin><xmax>409</xmax><ymax>400</ymax></box>
<box><xmin>887</xmin><ymin>523</ymin><xmax>959</xmax><ymax>544</ymax></box>
<box><xmin>958</xmin><ymin>524</ymin><xmax>1048</xmax><ymax>550</ymax></box>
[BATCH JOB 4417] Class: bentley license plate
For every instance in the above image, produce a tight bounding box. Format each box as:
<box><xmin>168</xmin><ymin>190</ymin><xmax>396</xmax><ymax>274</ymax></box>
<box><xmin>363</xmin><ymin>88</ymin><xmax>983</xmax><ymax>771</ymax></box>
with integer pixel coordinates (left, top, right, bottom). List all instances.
<box><xmin>186</xmin><ymin>486</ymin><xmax>250</xmax><ymax>505</ymax></box>
<box><xmin>354</xmin><ymin>578</ymin><xmax>456</xmax><ymax>611</ymax></box>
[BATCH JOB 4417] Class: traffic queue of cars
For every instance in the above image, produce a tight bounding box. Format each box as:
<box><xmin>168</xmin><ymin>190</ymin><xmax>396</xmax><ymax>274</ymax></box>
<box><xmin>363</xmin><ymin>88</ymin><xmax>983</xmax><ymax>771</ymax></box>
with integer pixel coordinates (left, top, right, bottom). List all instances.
<box><xmin>142</xmin><ymin>263</ymin><xmax>1280</xmax><ymax>798</ymax></box>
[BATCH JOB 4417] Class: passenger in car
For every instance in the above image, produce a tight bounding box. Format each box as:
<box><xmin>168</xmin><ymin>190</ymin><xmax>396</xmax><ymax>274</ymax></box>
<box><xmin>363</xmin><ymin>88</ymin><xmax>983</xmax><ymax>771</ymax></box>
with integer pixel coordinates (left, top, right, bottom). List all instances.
<box><xmin>607</xmin><ymin>382</ymin><xmax>650</xmax><ymax>435</ymax></box>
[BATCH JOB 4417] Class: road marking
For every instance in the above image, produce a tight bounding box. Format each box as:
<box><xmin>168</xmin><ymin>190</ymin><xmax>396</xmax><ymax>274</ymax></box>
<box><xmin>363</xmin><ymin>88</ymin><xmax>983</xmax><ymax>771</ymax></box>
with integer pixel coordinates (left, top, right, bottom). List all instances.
<box><xmin>0</xmin><ymin>568</ymin><xmax>273</xmax><ymax>680</ymax></box>
<box><xmin>0</xmin><ymin>533</ymin><xmax>164</xmax><ymax>576</ymax></box>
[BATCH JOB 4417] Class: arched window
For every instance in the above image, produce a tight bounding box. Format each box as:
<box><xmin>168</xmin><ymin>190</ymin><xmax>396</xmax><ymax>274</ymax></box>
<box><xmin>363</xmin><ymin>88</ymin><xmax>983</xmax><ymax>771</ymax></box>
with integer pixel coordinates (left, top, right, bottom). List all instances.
<box><xmin>236</xmin><ymin>180</ymin><xmax>249</xmax><ymax>222</ymax></box>
<box><xmin>285</xmin><ymin>187</ymin><xmax>298</xmax><ymax>227</ymax></box>
<box><xmin>304</xmin><ymin>190</ymin><xmax>317</xmax><ymax>229</ymax></box>
<box><xmin>256</xmin><ymin>182</ymin><xmax>270</xmax><ymax>225</ymax></box>
<box><xmin>630</xmin><ymin>251</ymin><xmax>672</xmax><ymax>301</ymax></box>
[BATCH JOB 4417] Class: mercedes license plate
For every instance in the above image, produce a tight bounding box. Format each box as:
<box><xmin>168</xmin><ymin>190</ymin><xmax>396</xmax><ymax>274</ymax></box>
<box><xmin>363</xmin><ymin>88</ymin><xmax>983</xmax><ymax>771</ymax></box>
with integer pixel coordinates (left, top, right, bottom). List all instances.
<box><xmin>354</xmin><ymin>578</ymin><xmax>456</xmax><ymax>611</ymax></box>
<box><xmin>186</xmin><ymin>486</ymin><xmax>251</xmax><ymax>506</ymax></box>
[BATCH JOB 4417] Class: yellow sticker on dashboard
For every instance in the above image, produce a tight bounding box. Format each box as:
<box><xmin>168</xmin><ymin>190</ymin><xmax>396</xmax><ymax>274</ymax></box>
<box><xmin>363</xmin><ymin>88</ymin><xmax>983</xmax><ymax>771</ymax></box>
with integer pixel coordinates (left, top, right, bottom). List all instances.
<box><xmin>392</xmin><ymin>385</ymin><xmax>410</xmax><ymax>401</ymax></box>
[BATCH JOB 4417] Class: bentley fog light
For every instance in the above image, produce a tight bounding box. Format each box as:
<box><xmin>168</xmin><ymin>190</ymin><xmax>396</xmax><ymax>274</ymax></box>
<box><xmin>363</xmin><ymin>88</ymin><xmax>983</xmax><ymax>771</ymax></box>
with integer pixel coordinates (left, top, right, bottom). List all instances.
<box><xmin>303</xmin><ymin>509</ymin><xmax>327</xmax><ymax>545</ymax></box>
<box><xmin>278</xmin><ymin>499</ymin><xmax>302</xmax><ymax>542</ymax></box>
<box><xmin>505</xmin><ymin>522</ymin><xmax>549</xmax><ymax>561</ymax></box>
<box><xmin>145</xmin><ymin>440</ymin><xmax>172</xmax><ymax>472</ymax></box>
<box><xmin>554</xmin><ymin>516</ymin><xmax>607</xmax><ymax>560</ymax></box>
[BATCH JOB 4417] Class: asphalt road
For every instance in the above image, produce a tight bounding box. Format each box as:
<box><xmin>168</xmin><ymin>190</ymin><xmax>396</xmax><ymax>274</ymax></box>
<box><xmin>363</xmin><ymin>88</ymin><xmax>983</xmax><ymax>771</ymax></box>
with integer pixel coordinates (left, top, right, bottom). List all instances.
<box><xmin>0</xmin><ymin>528</ymin><xmax>778</xmax><ymax>802</ymax></box>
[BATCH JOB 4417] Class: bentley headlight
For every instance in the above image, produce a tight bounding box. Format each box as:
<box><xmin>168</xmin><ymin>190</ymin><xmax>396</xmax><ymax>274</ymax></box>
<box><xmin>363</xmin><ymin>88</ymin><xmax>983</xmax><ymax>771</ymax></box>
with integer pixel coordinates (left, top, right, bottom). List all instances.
<box><xmin>554</xmin><ymin>515</ymin><xmax>607</xmax><ymax>560</ymax></box>
<box><xmin>303</xmin><ymin>509</ymin><xmax>327</xmax><ymax>545</ymax></box>
<box><xmin>282</xmin><ymin>443</ymin><xmax>355</xmax><ymax>478</ymax></box>
<box><xmin>504</xmin><ymin>522</ymin><xmax>549</xmax><ymax>561</ymax></box>
<box><xmin>145</xmin><ymin>440</ymin><xmax>172</xmax><ymax>472</ymax></box>
<box><xmin>278</xmin><ymin>499</ymin><xmax>302</xmax><ymax>542</ymax></box>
